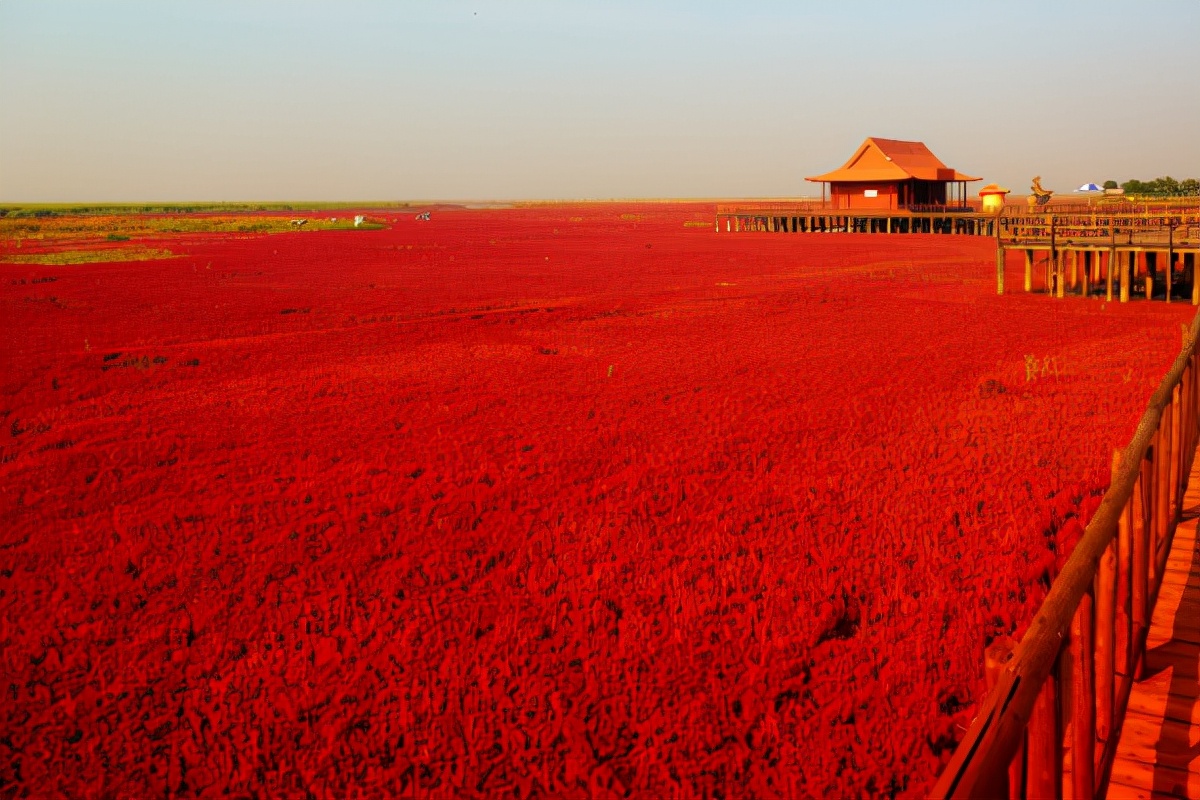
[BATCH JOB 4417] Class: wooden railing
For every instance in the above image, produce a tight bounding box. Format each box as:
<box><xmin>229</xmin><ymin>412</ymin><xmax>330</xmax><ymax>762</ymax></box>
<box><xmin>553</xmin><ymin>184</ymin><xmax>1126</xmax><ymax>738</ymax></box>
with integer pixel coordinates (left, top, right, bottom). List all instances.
<box><xmin>714</xmin><ymin>201</ymin><xmax>981</xmax><ymax>215</ymax></box>
<box><xmin>931</xmin><ymin>311</ymin><xmax>1200</xmax><ymax>798</ymax></box>
<box><xmin>998</xmin><ymin>211</ymin><xmax>1200</xmax><ymax>247</ymax></box>
<box><xmin>905</xmin><ymin>202</ymin><xmax>979</xmax><ymax>213</ymax></box>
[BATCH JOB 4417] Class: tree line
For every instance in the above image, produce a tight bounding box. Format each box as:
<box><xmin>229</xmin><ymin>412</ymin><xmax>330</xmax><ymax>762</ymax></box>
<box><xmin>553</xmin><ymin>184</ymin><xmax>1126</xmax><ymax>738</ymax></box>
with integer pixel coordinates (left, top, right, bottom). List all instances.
<box><xmin>1102</xmin><ymin>177</ymin><xmax>1200</xmax><ymax>196</ymax></box>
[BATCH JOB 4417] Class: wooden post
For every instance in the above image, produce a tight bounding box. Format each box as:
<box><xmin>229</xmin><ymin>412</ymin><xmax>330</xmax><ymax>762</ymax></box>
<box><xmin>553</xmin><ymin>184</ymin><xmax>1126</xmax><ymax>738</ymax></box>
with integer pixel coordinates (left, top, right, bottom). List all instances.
<box><xmin>1120</xmin><ymin>251</ymin><xmax>1131</xmax><ymax>303</ymax></box>
<box><xmin>1069</xmin><ymin>249</ymin><xmax>1079</xmax><ymax>291</ymax></box>
<box><xmin>1170</xmin><ymin>384</ymin><xmax>1182</xmax><ymax>518</ymax></box>
<box><xmin>1081</xmin><ymin>252</ymin><xmax>1090</xmax><ymax>297</ymax></box>
<box><xmin>1050</xmin><ymin>215</ymin><xmax>1057</xmax><ymax>293</ymax></box>
<box><xmin>1096</xmin><ymin>526</ymin><xmax>1117</xmax><ymax>759</ymax></box>
<box><xmin>1132</xmin><ymin>458</ymin><xmax>1149</xmax><ymax>678</ymax></box>
<box><xmin>1148</xmin><ymin>427</ymin><xmax>1161</xmax><ymax>591</ymax></box>
<box><xmin>1071</xmin><ymin>590</ymin><xmax>1095</xmax><ymax>800</ymax></box>
<box><xmin>1115</xmin><ymin>449</ymin><xmax>1133</xmax><ymax>680</ymax></box>
<box><xmin>1182</xmin><ymin>363</ymin><xmax>1189</xmax><ymax>495</ymax></box>
<box><xmin>984</xmin><ymin>638</ymin><xmax>1018</xmax><ymax>799</ymax></box>
<box><xmin>1156</xmin><ymin>406</ymin><xmax>1172</xmax><ymax>570</ymax></box>
<box><xmin>1106</xmin><ymin>248</ymin><xmax>1114</xmax><ymax>302</ymax></box>
<box><xmin>997</xmin><ymin>246</ymin><xmax>1005</xmax><ymax>295</ymax></box>
<box><xmin>1192</xmin><ymin>253</ymin><xmax>1199</xmax><ymax>306</ymax></box>
<box><xmin>1056</xmin><ymin>250</ymin><xmax>1066</xmax><ymax>298</ymax></box>
<box><xmin>1193</xmin><ymin>353</ymin><xmax>1200</xmax><ymax>470</ymax></box>
<box><xmin>1168</xmin><ymin>227</ymin><xmax>1175</xmax><ymax>304</ymax></box>
<box><xmin>1025</xmin><ymin>249</ymin><xmax>1034</xmax><ymax>293</ymax></box>
<box><xmin>1188</xmin><ymin>354</ymin><xmax>1198</xmax><ymax>475</ymax></box>
<box><xmin>1027</xmin><ymin>657</ymin><xmax>1062</xmax><ymax>800</ymax></box>
<box><xmin>1166</xmin><ymin>253</ymin><xmax>1173</xmax><ymax>303</ymax></box>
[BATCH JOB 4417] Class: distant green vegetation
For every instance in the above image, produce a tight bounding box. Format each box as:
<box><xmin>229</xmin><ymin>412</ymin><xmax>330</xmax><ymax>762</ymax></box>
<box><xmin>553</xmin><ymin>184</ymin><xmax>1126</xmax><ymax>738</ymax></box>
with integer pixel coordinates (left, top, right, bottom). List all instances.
<box><xmin>1</xmin><ymin>247</ymin><xmax>176</xmax><ymax>265</ymax></box>
<box><xmin>0</xmin><ymin>214</ymin><xmax>390</xmax><ymax>242</ymax></box>
<box><xmin>1103</xmin><ymin>177</ymin><xmax>1200</xmax><ymax>197</ymax></box>
<box><xmin>0</xmin><ymin>201</ymin><xmax>414</xmax><ymax>218</ymax></box>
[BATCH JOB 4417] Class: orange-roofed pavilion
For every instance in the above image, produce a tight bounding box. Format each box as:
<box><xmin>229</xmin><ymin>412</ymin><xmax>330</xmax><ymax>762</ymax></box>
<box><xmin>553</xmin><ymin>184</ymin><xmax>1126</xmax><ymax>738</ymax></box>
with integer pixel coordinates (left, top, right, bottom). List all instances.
<box><xmin>806</xmin><ymin>137</ymin><xmax>981</xmax><ymax>210</ymax></box>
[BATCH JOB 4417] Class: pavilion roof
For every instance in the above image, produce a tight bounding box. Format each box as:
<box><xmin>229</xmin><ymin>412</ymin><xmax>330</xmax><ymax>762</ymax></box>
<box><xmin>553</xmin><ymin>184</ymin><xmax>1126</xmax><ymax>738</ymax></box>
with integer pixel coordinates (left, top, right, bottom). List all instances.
<box><xmin>806</xmin><ymin>137</ymin><xmax>980</xmax><ymax>183</ymax></box>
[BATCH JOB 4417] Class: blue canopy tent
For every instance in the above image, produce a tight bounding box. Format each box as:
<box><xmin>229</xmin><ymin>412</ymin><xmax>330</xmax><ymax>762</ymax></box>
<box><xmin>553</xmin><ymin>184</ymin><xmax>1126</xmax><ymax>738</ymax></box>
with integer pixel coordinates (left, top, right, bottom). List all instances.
<box><xmin>1075</xmin><ymin>182</ymin><xmax>1103</xmax><ymax>192</ymax></box>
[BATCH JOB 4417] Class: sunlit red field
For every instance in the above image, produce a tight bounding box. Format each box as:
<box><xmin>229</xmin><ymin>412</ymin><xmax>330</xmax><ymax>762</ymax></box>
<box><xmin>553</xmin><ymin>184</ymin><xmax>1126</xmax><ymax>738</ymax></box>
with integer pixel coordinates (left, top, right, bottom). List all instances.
<box><xmin>1</xmin><ymin>204</ymin><xmax>1195</xmax><ymax>797</ymax></box>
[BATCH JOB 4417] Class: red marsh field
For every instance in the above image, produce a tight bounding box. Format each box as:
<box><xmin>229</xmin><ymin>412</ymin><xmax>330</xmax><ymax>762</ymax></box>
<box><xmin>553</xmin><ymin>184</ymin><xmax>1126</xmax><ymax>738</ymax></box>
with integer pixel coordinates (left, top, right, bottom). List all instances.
<box><xmin>1</xmin><ymin>203</ymin><xmax>1194</xmax><ymax>797</ymax></box>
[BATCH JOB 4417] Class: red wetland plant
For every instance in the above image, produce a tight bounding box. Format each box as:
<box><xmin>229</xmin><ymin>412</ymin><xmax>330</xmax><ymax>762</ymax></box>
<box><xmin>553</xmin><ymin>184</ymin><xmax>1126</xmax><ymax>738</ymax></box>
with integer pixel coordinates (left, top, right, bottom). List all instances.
<box><xmin>0</xmin><ymin>204</ymin><xmax>1193</xmax><ymax>797</ymax></box>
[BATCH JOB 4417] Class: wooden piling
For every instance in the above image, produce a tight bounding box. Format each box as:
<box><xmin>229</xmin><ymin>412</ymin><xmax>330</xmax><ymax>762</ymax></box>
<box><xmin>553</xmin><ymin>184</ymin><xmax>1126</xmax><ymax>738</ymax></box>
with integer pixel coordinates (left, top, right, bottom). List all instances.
<box><xmin>1131</xmin><ymin>458</ymin><xmax>1148</xmax><ymax>678</ymax></box>
<box><xmin>996</xmin><ymin>247</ymin><xmax>1005</xmax><ymax>295</ymax></box>
<box><xmin>1096</xmin><ymin>538</ymin><xmax>1116</xmax><ymax>765</ymax></box>
<box><xmin>1192</xmin><ymin>252</ymin><xmax>1199</xmax><ymax>306</ymax></box>
<box><xmin>1106</xmin><ymin>248</ymin><xmax>1114</xmax><ymax>302</ymax></box>
<box><xmin>1115</xmin><ymin>449</ymin><xmax>1132</xmax><ymax>679</ymax></box>
<box><xmin>1166</xmin><ymin>250</ymin><xmax>1173</xmax><ymax>303</ymax></box>
<box><xmin>1025</xmin><ymin>250</ymin><xmax>1034</xmax><ymax>293</ymax></box>
<box><xmin>1071</xmin><ymin>590</ymin><xmax>1095</xmax><ymax>800</ymax></box>
<box><xmin>1155</xmin><ymin>405</ymin><xmax>1171</xmax><ymax>570</ymax></box>
<box><xmin>1026</xmin><ymin>667</ymin><xmax>1061</xmax><ymax>800</ymax></box>
<box><xmin>1119</xmin><ymin>249</ymin><xmax>1130</xmax><ymax>303</ymax></box>
<box><xmin>1169</xmin><ymin>384</ymin><xmax>1182</xmax><ymax>518</ymax></box>
<box><xmin>984</xmin><ymin>638</ymin><xmax>1018</xmax><ymax>799</ymax></box>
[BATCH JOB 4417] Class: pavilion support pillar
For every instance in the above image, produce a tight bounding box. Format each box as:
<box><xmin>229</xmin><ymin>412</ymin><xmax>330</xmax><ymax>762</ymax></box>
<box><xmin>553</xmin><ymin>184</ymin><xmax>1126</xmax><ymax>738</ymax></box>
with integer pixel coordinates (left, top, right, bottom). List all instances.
<box><xmin>1069</xmin><ymin>249</ymin><xmax>1079</xmax><ymax>290</ymax></box>
<box><xmin>1081</xmin><ymin>253</ymin><xmax>1090</xmax><ymax>297</ymax></box>
<box><xmin>1056</xmin><ymin>250</ymin><xmax>1066</xmax><ymax>298</ymax></box>
<box><xmin>1024</xmin><ymin>249</ymin><xmax>1034</xmax><ymax>293</ymax></box>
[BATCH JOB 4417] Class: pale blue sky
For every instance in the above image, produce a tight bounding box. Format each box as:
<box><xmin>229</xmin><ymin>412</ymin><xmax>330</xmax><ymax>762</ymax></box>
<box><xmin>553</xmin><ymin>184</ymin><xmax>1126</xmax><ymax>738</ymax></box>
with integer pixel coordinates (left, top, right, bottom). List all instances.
<box><xmin>2</xmin><ymin>0</ymin><xmax>1197</xmax><ymax>201</ymax></box>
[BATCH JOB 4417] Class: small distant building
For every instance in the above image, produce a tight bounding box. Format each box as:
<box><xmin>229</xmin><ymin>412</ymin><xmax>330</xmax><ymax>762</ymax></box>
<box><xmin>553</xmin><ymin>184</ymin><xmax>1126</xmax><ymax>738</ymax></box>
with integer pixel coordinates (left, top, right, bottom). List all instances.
<box><xmin>806</xmin><ymin>137</ymin><xmax>981</xmax><ymax>210</ymax></box>
<box><xmin>978</xmin><ymin>183</ymin><xmax>1010</xmax><ymax>213</ymax></box>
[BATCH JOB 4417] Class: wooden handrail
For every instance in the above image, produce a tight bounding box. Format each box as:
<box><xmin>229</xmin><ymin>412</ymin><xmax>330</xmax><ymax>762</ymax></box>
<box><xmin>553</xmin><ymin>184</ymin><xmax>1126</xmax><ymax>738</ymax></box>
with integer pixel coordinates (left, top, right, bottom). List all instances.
<box><xmin>932</xmin><ymin>310</ymin><xmax>1200</xmax><ymax>798</ymax></box>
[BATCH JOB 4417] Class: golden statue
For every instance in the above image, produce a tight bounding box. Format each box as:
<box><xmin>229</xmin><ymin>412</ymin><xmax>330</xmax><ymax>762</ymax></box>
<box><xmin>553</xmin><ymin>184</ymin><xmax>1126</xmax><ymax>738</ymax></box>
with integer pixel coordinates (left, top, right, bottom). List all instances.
<box><xmin>1027</xmin><ymin>176</ymin><xmax>1053</xmax><ymax>210</ymax></box>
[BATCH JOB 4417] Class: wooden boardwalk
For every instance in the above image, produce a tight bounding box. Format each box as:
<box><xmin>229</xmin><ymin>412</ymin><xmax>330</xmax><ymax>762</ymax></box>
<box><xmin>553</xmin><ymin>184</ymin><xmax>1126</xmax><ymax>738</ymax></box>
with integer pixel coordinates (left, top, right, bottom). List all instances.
<box><xmin>1107</xmin><ymin>455</ymin><xmax>1200</xmax><ymax>798</ymax></box>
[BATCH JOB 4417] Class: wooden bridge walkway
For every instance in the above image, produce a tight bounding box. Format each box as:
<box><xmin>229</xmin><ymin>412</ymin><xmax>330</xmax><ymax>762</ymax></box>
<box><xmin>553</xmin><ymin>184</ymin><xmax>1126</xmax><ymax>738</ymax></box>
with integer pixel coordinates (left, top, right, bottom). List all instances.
<box><xmin>1106</xmin><ymin>463</ymin><xmax>1200</xmax><ymax>799</ymax></box>
<box><xmin>932</xmin><ymin>316</ymin><xmax>1200</xmax><ymax>800</ymax></box>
